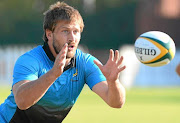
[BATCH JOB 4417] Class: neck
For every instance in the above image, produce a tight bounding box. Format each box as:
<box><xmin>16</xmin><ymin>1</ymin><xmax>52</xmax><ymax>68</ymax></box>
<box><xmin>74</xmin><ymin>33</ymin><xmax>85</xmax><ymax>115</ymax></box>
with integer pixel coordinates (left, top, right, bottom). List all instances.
<box><xmin>65</xmin><ymin>58</ymin><xmax>71</xmax><ymax>67</ymax></box>
<box><xmin>48</xmin><ymin>42</ymin><xmax>58</xmax><ymax>58</ymax></box>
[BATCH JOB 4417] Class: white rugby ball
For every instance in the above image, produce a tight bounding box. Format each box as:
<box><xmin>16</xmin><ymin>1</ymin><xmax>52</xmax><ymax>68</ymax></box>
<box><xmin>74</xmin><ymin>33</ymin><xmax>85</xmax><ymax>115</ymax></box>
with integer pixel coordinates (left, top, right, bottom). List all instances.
<box><xmin>134</xmin><ymin>31</ymin><xmax>176</xmax><ymax>67</ymax></box>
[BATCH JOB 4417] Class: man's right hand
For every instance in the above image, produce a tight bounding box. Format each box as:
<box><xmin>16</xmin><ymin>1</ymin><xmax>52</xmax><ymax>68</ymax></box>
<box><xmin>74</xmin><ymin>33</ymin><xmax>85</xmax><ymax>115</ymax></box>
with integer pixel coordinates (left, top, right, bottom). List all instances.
<box><xmin>52</xmin><ymin>43</ymin><xmax>68</xmax><ymax>78</ymax></box>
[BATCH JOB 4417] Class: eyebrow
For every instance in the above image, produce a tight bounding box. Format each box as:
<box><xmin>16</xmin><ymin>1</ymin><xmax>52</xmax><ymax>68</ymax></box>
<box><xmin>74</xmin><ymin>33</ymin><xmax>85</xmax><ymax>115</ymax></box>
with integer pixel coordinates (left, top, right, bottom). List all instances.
<box><xmin>61</xmin><ymin>26</ymin><xmax>71</xmax><ymax>29</ymax></box>
<box><xmin>60</xmin><ymin>26</ymin><xmax>80</xmax><ymax>31</ymax></box>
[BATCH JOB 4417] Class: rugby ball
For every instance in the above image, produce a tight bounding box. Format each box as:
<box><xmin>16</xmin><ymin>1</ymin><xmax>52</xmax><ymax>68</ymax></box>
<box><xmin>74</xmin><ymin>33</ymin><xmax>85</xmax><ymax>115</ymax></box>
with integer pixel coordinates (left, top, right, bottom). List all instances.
<box><xmin>134</xmin><ymin>31</ymin><xmax>176</xmax><ymax>67</ymax></box>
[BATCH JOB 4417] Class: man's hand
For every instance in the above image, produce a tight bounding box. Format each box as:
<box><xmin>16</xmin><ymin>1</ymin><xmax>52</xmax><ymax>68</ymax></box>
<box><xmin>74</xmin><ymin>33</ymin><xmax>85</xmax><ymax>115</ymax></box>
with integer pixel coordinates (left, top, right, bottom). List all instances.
<box><xmin>93</xmin><ymin>49</ymin><xmax>126</xmax><ymax>108</ymax></box>
<box><xmin>52</xmin><ymin>43</ymin><xmax>68</xmax><ymax>77</ymax></box>
<box><xmin>94</xmin><ymin>49</ymin><xmax>126</xmax><ymax>83</ymax></box>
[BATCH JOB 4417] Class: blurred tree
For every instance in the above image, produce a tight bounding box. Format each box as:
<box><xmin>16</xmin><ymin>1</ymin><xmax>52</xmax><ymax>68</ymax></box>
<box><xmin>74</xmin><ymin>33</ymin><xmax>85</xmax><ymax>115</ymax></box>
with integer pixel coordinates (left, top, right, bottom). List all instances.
<box><xmin>81</xmin><ymin>0</ymin><xmax>137</xmax><ymax>49</ymax></box>
<box><xmin>0</xmin><ymin>0</ymin><xmax>44</xmax><ymax>45</ymax></box>
<box><xmin>0</xmin><ymin>0</ymin><xmax>137</xmax><ymax>49</ymax></box>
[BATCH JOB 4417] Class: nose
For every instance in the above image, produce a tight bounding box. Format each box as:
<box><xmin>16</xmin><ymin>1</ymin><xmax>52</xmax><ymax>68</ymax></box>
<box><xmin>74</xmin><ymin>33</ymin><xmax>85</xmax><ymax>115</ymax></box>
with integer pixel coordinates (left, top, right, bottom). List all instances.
<box><xmin>68</xmin><ymin>31</ymin><xmax>75</xmax><ymax>42</ymax></box>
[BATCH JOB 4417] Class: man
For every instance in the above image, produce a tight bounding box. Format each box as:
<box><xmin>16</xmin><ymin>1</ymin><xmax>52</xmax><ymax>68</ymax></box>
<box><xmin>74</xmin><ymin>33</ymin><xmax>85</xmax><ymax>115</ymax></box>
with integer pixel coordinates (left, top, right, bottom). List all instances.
<box><xmin>0</xmin><ymin>1</ymin><xmax>126</xmax><ymax>123</ymax></box>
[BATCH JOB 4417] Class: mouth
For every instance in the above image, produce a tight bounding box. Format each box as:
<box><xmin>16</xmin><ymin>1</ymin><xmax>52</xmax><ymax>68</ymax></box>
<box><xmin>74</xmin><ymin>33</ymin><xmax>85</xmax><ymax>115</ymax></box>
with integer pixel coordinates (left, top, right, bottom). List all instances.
<box><xmin>68</xmin><ymin>44</ymin><xmax>75</xmax><ymax>51</ymax></box>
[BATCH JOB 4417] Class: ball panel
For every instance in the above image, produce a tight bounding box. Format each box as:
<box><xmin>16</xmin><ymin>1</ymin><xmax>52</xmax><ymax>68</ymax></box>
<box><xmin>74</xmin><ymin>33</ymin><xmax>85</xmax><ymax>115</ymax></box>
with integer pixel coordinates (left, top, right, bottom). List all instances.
<box><xmin>140</xmin><ymin>36</ymin><xmax>170</xmax><ymax>50</ymax></box>
<box><xmin>145</xmin><ymin>52</ymin><xmax>171</xmax><ymax>64</ymax></box>
<box><xmin>134</xmin><ymin>37</ymin><xmax>161</xmax><ymax>62</ymax></box>
<box><xmin>169</xmin><ymin>40</ymin><xmax>176</xmax><ymax>59</ymax></box>
<box><xmin>169</xmin><ymin>48</ymin><xmax>175</xmax><ymax>60</ymax></box>
<box><xmin>140</xmin><ymin>31</ymin><xmax>171</xmax><ymax>44</ymax></box>
<box><xmin>139</xmin><ymin>37</ymin><xmax>168</xmax><ymax>64</ymax></box>
<box><xmin>145</xmin><ymin>59</ymin><xmax>170</xmax><ymax>67</ymax></box>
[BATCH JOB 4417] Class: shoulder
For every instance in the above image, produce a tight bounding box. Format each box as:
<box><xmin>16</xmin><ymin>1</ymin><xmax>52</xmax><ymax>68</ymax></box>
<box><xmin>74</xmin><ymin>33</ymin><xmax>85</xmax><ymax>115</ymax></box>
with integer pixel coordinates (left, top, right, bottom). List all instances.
<box><xmin>13</xmin><ymin>46</ymin><xmax>44</xmax><ymax>85</ymax></box>
<box><xmin>15</xmin><ymin>46</ymin><xmax>44</xmax><ymax>69</ymax></box>
<box><xmin>75</xmin><ymin>49</ymin><xmax>102</xmax><ymax>73</ymax></box>
<box><xmin>75</xmin><ymin>49</ymin><xmax>97</xmax><ymax>64</ymax></box>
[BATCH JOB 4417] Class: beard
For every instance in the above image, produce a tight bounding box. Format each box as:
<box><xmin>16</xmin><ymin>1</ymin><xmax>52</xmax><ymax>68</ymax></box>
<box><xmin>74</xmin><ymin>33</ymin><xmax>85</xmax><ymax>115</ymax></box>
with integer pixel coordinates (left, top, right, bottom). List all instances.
<box><xmin>52</xmin><ymin>39</ymin><xmax>76</xmax><ymax>59</ymax></box>
<box><xmin>53</xmin><ymin>40</ymin><xmax>60</xmax><ymax>55</ymax></box>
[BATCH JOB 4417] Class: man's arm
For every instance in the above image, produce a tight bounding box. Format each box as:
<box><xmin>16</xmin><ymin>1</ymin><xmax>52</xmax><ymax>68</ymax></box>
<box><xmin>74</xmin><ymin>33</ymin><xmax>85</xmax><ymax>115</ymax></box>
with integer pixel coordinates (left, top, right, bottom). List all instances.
<box><xmin>93</xmin><ymin>49</ymin><xmax>126</xmax><ymax>108</ymax></box>
<box><xmin>176</xmin><ymin>63</ymin><xmax>180</xmax><ymax>76</ymax></box>
<box><xmin>13</xmin><ymin>44</ymin><xmax>68</xmax><ymax>110</ymax></box>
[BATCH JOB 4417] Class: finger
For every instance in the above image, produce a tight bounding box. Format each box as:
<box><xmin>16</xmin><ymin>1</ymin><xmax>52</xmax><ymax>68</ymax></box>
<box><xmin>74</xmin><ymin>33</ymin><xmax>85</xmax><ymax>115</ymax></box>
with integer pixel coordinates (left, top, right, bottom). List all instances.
<box><xmin>58</xmin><ymin>62</ymin><xmax>65</xmax><ymax>68</ymax></box>
<box><xmin>109</xmin><ymin>49</ymin><xmax>114</xmax><ymax>61</ymax></box>
<box><xmin>61</xmin><ymin>43</ymin><xmax>68</xmax><ymax>53</ymax></box>
<box><xmin>117</xmin><ymin>56</ymin><xmax>124</xmax><ymax>66</ymax></box>
<box><xmin>56</xmin><ymin>43</ymin><xmax>68</xmax><ymax>58</ymax></box>
<box><xmin>94</xmin><ymin>60</ymin><xmax>103</xmax><ymax>70</ymax></box>
<box><xmin>118</xmin><ymin>65</ymin><xmax>126</xmax><ymax>72</ymax></box>
<box><xmin>55</xmin><ymin>43</ymin><xmax>68</xmax><ymax>66</ymax></box>
<box><xmin>58</xmin><ymin>53</ymin><xmax>66</xmax><ymax>64</ymax></box>
<box><xmin>56</xmin><ymin>49</ymin><xmax>67</xmax><ymax>62</ymax></box>
<box><xmin>62</xmin><ymin>43</ymin><xmax>68</xmax><ymax>54</ymax></box>
<box><xmin>114</xmin><ymin>50</ymin><xmax>119</xmax><ymax>63</ymax></box>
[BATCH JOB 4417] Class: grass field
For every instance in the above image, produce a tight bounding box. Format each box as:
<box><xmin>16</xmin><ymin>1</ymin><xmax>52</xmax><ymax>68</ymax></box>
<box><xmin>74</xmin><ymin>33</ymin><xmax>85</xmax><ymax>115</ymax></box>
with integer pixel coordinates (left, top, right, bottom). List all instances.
<box><xmin>0</xmin><ymin>86</ymin><xmax>180</xmax><ymax>123</ymax></box>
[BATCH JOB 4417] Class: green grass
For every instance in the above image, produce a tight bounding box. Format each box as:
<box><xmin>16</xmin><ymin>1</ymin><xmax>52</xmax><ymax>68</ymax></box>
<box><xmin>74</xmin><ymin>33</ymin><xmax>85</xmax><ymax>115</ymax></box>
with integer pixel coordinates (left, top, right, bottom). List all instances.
<box><xmin>0</xmin><ymin>85</ymin><xmax>11</xmax><ymax>104</ymax></box>
<box><xmin>1</xmin><ymin>86</ymin><xmax>180</xmax><ymax>123</ymax></box>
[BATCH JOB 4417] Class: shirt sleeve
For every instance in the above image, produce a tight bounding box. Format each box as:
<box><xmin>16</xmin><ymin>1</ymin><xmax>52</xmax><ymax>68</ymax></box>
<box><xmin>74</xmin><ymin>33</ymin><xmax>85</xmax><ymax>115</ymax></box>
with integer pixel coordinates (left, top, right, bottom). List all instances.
<box><xmin>12</xmin><ymin>54</ymin><xmax>39</xmax><ymax>86</ymax></box>
<box><xmin>85</xmin><ymin>54</ymin><xmax>106</xmax><ymax>90</ymax></box>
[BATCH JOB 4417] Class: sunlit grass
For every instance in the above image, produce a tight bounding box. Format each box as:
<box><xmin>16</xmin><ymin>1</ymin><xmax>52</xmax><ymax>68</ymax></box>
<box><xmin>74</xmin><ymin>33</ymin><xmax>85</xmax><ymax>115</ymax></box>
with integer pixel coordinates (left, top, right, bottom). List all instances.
<box><xmin>0</xmin><ymin>85</ymin><xmax>180</xmax><ymax>123</ymax></box>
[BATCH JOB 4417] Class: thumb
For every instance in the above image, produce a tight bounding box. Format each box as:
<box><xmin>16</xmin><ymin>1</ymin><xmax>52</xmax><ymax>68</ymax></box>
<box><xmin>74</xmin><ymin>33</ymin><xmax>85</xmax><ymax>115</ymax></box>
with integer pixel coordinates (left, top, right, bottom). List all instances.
<box><xmin>94</xmin><ymin>60</ymin><xmax>103</xmax><ymax>69</ymax></box>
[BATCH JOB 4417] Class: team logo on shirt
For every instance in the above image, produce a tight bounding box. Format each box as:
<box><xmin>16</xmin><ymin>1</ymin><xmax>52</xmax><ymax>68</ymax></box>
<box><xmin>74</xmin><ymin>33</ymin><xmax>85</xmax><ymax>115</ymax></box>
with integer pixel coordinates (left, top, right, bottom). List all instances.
<box><xmin>73</xmin><ymin>69</ymin><xmax>78</xmax><ymax>77</ymax></box>
<box><xmin>72</xmin><ymin>69</ymin><xmax>78</xmax><ymax>82</ymax></box>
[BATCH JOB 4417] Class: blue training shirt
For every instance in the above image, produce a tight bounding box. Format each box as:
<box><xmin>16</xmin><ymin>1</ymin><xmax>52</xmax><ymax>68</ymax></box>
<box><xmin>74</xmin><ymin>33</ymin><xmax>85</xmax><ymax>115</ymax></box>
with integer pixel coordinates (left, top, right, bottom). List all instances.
<box><xmin>0</xmin><ymin>45</ymin><xmax>106</xmax><ymax>123</ymax></box>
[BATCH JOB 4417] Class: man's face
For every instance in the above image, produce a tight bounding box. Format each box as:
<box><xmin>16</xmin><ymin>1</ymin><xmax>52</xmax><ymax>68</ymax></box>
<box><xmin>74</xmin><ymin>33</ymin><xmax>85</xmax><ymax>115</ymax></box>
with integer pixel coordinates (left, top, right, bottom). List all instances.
<box><xmin>50</xmin><ymin>20</ymin><xmax>81</xmax><ymax>58</ymax></box>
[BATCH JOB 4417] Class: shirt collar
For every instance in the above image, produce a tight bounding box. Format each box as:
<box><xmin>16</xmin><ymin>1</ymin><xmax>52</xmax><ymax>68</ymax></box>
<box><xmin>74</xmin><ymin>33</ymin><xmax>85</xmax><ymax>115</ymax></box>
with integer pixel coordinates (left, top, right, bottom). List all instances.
<box><xmin>42</xmin><ymin>42</ymin><xmax>76</xmax><ymax>71</ymax></box>
<box><xmin>42</xmin><ymin>42</ymin><xmax>55</xmax><ymax>61</ymax></box>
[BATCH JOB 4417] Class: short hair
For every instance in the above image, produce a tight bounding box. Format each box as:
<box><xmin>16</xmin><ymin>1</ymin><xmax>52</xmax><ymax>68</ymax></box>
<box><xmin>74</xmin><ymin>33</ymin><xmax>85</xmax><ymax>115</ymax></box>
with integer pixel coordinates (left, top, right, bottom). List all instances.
<box><xmin>43</xmin><ymin>1</ymin><xmax>84</xmax><ymax>42</ymax></box>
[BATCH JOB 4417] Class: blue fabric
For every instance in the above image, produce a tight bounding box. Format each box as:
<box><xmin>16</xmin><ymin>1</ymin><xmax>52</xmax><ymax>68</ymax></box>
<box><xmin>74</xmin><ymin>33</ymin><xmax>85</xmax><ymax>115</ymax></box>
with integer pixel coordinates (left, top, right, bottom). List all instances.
<box><xmin>0</xmin><ymin>104</ymin><xmax>7</xmax><ymax>123</ymax></box>
<box><xmin>0</xmin><ymin>46</ymin><xmax>106</xmax><ymax>122</ymax></box>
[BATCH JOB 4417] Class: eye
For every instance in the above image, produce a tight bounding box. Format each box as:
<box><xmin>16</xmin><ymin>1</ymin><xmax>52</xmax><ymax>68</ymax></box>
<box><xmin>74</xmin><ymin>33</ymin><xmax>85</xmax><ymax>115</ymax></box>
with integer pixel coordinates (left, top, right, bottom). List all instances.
<box><xmin>73</xmin><ymin>30</ymin><xmax>79</xmax><ymax>34</ymax></box>
<box><xmin>62</xmin><ymin>30</ymin><xmax>69</xmax><ymax>33</ymax></box>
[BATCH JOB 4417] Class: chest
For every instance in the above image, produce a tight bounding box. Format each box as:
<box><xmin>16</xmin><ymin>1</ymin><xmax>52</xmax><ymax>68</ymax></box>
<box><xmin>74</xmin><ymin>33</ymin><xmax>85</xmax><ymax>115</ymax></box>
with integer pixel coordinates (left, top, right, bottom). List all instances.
<box><xmin>38</xmin><ymin>67</ymin><xmax>85</xmax><ymax>109</ymax></box>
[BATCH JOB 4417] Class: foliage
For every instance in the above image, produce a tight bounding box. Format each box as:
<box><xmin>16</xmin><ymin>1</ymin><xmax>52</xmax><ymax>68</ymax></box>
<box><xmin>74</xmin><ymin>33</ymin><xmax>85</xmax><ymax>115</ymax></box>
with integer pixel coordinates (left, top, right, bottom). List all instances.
<box><xmin>0</xmin><ymin>0</ymin><xmax>137</xmax><ymax>49</ymax></box>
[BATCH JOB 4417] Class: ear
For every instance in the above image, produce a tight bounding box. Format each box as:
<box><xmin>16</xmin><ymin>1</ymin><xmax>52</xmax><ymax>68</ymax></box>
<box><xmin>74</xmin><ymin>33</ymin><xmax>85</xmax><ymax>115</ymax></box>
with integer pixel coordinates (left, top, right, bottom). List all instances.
<box><xmin>46</xmin><ymin>29</ymin><xmax>53</xmax><ymax>41</ymax></box>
